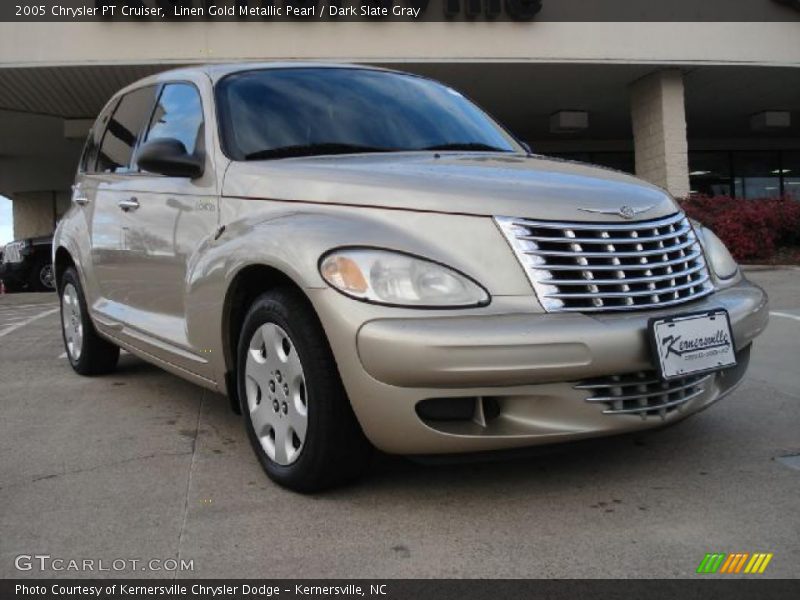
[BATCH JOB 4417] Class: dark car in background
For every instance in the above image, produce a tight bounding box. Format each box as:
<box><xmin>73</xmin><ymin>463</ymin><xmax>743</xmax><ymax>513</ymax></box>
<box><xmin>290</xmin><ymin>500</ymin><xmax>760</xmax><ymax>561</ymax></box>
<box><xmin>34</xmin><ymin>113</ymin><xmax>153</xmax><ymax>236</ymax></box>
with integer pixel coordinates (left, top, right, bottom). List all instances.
<box><xmin>0</xmin><ymin>235</ymin><xmax>55</xmax><ymax>292</ymax></box>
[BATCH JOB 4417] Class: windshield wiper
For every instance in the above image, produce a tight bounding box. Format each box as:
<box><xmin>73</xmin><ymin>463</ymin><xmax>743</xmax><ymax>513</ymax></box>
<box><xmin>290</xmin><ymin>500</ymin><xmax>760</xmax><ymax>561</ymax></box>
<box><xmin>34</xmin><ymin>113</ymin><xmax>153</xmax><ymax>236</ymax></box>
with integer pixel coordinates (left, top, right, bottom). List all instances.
<box><xmin>244</xmin><ymin>143</ymin><xmax>394</xmax><ymax>160</ymax></box>
<box><xmin>420</xmin><ymin>143</ymin><xmax>512</xmax><ymax>152</ymax></box>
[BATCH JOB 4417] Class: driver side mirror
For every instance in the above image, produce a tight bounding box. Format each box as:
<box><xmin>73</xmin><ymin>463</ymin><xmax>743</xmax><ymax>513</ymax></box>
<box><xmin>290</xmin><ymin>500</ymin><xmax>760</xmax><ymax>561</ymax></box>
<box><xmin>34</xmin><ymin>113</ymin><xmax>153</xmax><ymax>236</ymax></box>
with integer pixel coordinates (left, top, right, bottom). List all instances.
<box><xmin>136</xmin><ymin>138</ymin><xmax>204</xmax><ymax>179</ymax></box>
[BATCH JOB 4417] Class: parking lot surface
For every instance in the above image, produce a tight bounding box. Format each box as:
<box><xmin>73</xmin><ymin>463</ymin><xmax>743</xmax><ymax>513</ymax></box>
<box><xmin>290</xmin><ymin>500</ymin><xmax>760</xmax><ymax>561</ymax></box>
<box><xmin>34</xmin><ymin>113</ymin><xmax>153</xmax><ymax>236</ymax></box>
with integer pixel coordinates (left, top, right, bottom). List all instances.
<box><xmin>0</xmin><ymin>269</ymin><xmax>798</xmax><ymax>579</ymax></box>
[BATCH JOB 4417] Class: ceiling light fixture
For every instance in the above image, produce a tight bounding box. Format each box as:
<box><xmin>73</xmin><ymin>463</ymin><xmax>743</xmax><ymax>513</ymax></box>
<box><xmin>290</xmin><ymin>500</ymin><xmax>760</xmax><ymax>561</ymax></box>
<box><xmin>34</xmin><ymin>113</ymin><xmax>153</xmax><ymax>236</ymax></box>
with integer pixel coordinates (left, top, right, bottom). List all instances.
<box><xmin>550</xmin><ymin>111</ymin><xmax>589</xmax><ymax>134</ymax></box>
<box><xmin>750</xmin><ymin>111</ymin><xmax>791</xmax><ymax>131</ymax></box>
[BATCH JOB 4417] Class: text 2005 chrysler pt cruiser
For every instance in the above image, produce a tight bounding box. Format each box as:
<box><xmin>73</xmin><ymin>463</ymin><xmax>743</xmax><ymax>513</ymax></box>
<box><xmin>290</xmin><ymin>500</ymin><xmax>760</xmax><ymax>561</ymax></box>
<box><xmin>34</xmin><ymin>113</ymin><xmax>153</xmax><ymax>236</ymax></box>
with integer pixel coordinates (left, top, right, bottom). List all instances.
<box><xmin>55</xmin><ymin>64</ymin><xmax>768</xmax><ymax>491</ymax></box>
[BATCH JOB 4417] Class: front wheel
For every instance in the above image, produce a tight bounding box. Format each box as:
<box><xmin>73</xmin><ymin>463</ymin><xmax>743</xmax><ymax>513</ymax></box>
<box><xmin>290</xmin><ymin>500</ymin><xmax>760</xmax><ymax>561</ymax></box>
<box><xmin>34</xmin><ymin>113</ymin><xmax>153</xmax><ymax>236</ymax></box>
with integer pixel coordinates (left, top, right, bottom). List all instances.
<box><xmin>60</xmin><ymin>267</ymin><xmax>120</xmax><ymax>375</ymax></box>
<box><xmin>29</xmin><ymin>260</ymin><xmax>55</xmax><ymax>291</ymax></box>
<box><xmin>237</xmin><ymin>287</ymin><xmax>372</xmax><ymax>492</ymax></box>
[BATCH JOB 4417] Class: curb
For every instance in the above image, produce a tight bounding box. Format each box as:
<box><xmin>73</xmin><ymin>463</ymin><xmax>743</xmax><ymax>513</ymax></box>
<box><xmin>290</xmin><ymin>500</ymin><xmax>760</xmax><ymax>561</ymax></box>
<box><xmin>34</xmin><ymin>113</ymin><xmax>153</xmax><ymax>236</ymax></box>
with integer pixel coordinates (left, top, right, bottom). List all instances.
<box><xmin>742</xmin><ymin>264</ymin><xmax>800</xmax><ymax>272</ymax></box>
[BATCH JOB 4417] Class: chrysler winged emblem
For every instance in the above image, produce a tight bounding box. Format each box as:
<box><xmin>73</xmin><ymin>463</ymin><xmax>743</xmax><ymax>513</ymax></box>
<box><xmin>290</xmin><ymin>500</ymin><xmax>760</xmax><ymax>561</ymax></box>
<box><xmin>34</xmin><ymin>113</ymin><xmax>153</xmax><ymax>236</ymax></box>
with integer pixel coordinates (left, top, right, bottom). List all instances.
<box><xmin>577</xmin><ymin>204</ymin><xmax>657</xmax><ymax>220</ymax></box>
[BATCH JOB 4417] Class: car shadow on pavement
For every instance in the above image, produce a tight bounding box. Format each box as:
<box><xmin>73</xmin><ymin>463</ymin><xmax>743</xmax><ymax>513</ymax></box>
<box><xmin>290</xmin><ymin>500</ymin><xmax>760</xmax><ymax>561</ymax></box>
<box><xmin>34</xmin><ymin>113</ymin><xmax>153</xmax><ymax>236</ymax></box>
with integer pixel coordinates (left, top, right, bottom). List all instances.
<box><xmin>95</xmin><ymin>351</ymin><xmax>739</xmax><ymax>502</ymax></box>
<box><xmin>361</xmin><ymin>433</ymin><xmax>665</xmax><ymax>493</ymax></box>
<box><xmin>112</xmin><ymin>352</ymin><xmax>163</xmax><ymax>376</ymax></box>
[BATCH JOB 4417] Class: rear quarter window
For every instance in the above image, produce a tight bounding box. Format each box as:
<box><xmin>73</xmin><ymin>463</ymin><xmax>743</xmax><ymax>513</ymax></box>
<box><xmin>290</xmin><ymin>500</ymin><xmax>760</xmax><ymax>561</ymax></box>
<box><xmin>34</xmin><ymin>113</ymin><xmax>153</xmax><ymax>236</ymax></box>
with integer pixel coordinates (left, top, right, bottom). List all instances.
<box><xmin>79</xmin><ymin>99</ymin><xmax>117</xmax><ymax>174</ymax></box>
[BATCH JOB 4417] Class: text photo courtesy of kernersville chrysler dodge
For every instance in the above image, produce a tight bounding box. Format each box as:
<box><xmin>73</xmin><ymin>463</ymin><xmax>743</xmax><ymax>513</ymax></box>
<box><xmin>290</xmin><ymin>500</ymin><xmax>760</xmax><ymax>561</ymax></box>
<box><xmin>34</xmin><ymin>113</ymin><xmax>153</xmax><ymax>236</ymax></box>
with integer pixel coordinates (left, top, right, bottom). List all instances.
<box><xmin>53</xmin><ymin>63</ymin><xmax>768</xmax><ymax>492</ymax></box>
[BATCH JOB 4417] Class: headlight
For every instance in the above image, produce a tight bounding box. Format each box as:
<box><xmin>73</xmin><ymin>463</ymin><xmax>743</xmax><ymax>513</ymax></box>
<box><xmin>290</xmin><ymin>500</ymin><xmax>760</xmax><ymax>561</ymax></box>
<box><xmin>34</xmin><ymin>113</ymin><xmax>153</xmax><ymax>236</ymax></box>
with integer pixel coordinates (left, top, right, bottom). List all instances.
<box><xmin>692</xmin><ymin>222</ymin><xmax>738</xmax><ymax>280</ymax></box>
<box><xmin>319</xmin><ymin>248</ymin><xmax>490</xmax><ymax>307</ymax></box>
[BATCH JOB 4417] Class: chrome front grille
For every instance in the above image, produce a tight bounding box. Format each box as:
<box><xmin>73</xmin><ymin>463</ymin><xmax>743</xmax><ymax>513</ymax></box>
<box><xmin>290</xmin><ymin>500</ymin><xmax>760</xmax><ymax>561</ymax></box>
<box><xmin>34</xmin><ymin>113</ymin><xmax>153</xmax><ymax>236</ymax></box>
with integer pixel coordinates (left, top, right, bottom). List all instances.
<box><xmin>495</xmin><ymin>212</ymin><xmax>714</xmax><ymax>312</ymax></box>
<box><xmin>2</xmin><ymin>242</ymin><xmax>22</xmax><ymax>264</ymax></box>
<box><xmin>576</xmin><ymin>371</ymin><xmax>711</xmax><ymax>419</ymax></box>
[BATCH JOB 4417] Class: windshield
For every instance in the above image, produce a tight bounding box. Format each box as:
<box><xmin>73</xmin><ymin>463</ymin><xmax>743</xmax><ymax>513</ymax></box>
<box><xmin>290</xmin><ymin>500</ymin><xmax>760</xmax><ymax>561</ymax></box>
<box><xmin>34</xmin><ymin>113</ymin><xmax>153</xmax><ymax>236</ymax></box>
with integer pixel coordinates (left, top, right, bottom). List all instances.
<box><xmin>215</xmin><ymin>68</ymin><xmax>521</xmax><ymax>160</ymax></box>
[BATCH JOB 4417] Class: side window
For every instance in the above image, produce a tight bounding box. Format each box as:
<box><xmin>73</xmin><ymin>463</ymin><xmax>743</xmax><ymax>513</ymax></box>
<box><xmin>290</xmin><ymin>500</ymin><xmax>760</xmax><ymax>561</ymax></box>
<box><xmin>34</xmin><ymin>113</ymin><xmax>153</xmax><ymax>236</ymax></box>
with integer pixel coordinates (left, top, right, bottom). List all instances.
<box><xmin>80</xmin><ymin>99</ymin><xmax>117</xmax><ymax>174</ymax></box>
<box><xmin>142</xmin><ymin>83</ymin><xmax>205</xmax><ymax>163</ymax></box>
<box><xmin>97</xmin><ymin>86</ymin><xmax>157</xmax><ymax>174</ymax></box>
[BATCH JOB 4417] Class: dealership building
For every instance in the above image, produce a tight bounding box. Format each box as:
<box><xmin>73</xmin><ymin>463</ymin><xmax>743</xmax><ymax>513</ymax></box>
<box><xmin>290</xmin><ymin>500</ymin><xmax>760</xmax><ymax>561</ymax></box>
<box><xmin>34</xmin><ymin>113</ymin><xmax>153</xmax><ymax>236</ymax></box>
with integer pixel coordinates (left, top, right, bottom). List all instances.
<box><xmin>1</xmin><ymin>1</ymin><xmax>799</xmax><ymax>240</ymax></box>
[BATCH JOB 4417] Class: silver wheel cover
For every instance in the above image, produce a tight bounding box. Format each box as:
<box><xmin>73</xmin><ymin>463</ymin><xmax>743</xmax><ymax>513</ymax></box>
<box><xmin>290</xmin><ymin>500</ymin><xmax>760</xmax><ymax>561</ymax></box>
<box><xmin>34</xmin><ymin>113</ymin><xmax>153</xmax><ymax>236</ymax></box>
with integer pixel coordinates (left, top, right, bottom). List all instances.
<box><xmin>61</xmin><ymin>283</ymin><xmax>83</xmax><ymax>361</ymax></box>
<box><xmin>244</xmin><ymin>323</ymin><xmax>308</xmax><ymax>466</ymax></box>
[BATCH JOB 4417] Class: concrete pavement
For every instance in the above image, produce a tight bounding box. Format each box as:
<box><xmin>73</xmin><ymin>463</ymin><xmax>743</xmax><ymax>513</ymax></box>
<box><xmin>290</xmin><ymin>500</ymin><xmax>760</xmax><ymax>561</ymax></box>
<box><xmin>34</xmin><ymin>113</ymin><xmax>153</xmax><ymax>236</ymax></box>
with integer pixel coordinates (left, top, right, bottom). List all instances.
<box><xmin>0</xmin><ymin>269</ymin><xmax>798</xmax><ymax>579</ymax></box>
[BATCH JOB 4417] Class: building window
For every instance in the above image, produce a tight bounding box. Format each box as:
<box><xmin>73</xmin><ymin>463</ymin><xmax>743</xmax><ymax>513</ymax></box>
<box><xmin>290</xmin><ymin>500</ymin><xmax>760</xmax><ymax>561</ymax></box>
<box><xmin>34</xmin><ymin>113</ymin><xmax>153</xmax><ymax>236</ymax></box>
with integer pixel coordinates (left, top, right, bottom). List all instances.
<box><xmin>688</xmin><ymin>152</ymin><xmax>732</xmax><ymax>197</ymax></box>
<box><xmin>689</xmin><ymin>150</ymin><xmax>799</xmax><ymax>199</ymax></box>
<box><xmin>782</xmin><ymin>151</ymin><xmax>800</xmax><ymax>201</ymax></box>
<box><xmin>733</xmin><ymin>151</ymin><xmax>781</xmax><ymax>199</ymax></box>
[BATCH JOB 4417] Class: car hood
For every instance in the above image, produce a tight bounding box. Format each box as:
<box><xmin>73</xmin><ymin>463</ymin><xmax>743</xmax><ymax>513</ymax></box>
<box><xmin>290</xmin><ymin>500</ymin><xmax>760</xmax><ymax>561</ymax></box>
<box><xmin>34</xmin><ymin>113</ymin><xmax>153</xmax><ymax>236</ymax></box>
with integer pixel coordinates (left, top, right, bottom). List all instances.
<box><xmin>222</xmin><ymin>152</ymin><xmax>678</xmax><ymax>221</ymax></box>
<box><xmin>30</xmin><ymin>235</ymin><xmax>54</xmax><ymax>246</ymax></box>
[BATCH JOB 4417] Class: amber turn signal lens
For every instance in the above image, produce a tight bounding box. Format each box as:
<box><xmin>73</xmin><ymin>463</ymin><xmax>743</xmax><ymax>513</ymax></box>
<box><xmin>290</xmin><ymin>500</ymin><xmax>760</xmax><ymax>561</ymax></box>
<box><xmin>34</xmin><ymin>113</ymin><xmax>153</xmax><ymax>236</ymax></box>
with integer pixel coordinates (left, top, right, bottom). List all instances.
<box><xmin>320</xmin><ymin>256</ymin><xmax>369</xmax><ymax>294</ymax></box>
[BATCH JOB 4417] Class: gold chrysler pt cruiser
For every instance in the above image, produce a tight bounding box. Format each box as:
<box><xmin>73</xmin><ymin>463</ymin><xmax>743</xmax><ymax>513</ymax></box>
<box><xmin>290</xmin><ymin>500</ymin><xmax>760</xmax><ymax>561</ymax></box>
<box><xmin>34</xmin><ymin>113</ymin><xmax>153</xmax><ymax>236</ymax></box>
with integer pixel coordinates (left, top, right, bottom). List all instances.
<box><xmin>55</xmin><ymin>63</ymin><xmax>769</xmax><ymax>491</ymax></box>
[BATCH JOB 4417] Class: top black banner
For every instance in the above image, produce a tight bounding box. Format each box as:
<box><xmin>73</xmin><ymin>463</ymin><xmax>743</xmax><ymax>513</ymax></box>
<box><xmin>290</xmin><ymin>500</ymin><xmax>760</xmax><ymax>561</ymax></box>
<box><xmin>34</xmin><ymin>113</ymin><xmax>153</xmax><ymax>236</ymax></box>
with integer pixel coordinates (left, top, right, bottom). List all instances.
<box><xmin>3</xmin><ymin>0</ymin><xmax>800</xmax><ymax>22</ymax></box>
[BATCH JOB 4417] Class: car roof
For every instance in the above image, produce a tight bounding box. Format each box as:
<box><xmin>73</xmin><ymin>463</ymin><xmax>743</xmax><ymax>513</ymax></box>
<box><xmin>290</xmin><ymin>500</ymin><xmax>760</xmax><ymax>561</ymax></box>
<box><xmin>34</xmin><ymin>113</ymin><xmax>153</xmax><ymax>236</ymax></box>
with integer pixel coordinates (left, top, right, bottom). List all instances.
<box><xmin>205</xmin><ymin>61</ymin><xmax>397</xmax><ymax>82</ymax></box>
<box><xmin>118</xmin><ymin>62</ymin><xmax>396</xmax><ymax>93</ymax></box>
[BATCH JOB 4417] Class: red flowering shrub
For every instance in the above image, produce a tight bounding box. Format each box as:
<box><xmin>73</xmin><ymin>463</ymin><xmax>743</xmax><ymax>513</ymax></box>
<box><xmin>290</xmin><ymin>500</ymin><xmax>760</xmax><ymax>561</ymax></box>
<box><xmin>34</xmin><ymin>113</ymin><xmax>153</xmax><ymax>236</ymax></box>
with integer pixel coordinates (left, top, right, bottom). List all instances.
<box><xmin>679</xmin><ymin>196</ymin><xmax>800</xmax><ymax>262</ymax></box>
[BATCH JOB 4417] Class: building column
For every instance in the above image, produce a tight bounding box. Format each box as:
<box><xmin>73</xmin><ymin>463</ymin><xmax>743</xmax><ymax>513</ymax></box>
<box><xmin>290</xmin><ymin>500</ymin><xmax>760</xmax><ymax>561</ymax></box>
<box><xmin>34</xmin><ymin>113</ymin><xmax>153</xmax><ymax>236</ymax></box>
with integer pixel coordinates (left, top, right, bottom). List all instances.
<box><xmin>11</xmin><ymin>191</ymin><xmax>70</xmax><ymax>240</ymax></box>
<box><xmin>630</xmin><ymin>69</ymin><xmax>690</xmax><ymax>198</ymax></box>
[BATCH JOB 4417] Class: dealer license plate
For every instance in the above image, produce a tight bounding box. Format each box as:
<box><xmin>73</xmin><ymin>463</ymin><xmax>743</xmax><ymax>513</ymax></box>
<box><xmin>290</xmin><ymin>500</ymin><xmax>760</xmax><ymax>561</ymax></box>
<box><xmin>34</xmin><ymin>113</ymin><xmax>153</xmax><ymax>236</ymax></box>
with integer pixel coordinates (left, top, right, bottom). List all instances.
<box><xmin>648</xmin><ymin>309</ymin><xmax>736</xmax><ymax>381</ymax></box>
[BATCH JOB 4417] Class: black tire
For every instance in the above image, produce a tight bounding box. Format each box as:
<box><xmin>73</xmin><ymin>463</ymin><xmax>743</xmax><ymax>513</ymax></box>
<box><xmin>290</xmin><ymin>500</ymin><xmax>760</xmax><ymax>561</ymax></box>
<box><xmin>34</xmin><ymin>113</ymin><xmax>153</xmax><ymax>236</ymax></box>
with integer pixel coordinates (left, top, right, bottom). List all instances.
<box><xmin>29</xmin><ymin>260</ymin><xmax>56</xmax><ymax>292</ymax></box>
<box><xmin>59</xmin><ymin>267</ymin><xmax>120</xmax><ymax>375</ymax></box>
<box><xmin>237</xmin><ymin>287</ymin><xmax>372</xmax><ymax>493</ymax></box>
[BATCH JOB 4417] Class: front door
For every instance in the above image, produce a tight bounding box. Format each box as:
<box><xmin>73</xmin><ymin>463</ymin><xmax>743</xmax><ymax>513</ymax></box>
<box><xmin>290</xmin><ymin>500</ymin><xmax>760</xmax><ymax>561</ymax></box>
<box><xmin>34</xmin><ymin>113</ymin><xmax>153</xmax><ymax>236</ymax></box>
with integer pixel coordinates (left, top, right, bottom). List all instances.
<box><xmin>114</xmin><ymin>81</ymin><xmax>218</xmax><ymax>354</ymax></box>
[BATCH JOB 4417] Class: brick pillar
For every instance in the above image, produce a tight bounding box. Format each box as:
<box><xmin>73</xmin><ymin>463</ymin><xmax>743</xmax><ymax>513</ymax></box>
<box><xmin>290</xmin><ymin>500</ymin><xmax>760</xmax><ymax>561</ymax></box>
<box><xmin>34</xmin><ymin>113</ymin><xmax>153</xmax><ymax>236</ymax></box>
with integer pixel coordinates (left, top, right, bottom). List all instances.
<box><xmin>630</xmin><ymin>70</ymin><xmax>690</xmax><ymax>198</ymax></box>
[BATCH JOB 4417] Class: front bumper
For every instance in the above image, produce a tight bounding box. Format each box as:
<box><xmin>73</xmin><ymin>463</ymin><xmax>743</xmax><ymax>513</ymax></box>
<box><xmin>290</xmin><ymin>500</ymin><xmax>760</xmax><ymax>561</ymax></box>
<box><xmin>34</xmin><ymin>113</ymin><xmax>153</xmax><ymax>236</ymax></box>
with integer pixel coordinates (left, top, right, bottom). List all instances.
<box><xmin>310</xmin><ymin>279</ymin><xmax>768</xmax><ymax>455</ymax></box>
<box><xmin>0</xmin><ymin>261</ymin><xmax>30</xmax><ymax>285</ymax></box>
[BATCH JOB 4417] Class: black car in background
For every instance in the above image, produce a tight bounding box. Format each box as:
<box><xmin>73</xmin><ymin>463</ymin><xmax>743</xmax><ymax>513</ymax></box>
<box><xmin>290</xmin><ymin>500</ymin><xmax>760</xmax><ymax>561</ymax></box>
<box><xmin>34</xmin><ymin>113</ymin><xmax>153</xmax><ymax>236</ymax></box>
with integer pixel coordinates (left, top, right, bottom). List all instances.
<box><xmin>0</xmin><ymin>235</ymin><xmax>55</xmax><ymax>292</ymax></box>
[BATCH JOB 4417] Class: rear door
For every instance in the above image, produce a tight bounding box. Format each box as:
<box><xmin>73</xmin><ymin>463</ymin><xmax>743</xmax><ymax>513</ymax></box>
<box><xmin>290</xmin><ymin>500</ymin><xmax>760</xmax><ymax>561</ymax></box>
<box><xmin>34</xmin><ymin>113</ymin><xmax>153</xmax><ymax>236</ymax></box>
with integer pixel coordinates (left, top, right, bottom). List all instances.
<box><xmin>89</xmin><ymin>85</ymin><xmax>159</xmax><ymax>317</ymax></box>
<box><xmin>70</xmin><ymin>98</ymin><xmax>117</xmax><ymax>303</ymax></box>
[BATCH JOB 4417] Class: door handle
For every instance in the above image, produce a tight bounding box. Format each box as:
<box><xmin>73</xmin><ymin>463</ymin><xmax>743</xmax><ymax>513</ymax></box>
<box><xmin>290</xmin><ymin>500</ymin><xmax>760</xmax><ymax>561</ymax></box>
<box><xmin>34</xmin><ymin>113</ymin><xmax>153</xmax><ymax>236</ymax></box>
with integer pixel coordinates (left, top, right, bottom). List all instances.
<box><xmin>118</xmin><ymin>197</ymin><xmax>140</xmax><ymax>212</ymax></box>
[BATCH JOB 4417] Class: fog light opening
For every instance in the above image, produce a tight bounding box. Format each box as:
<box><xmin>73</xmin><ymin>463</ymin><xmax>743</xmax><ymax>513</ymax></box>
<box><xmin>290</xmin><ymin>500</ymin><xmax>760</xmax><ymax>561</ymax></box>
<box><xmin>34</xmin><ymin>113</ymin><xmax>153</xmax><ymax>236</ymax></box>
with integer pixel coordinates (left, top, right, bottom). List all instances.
<box><xmin>416</xmin><ymin>396</ymin><xmax>501</xmax><ymax>427</ymax></box>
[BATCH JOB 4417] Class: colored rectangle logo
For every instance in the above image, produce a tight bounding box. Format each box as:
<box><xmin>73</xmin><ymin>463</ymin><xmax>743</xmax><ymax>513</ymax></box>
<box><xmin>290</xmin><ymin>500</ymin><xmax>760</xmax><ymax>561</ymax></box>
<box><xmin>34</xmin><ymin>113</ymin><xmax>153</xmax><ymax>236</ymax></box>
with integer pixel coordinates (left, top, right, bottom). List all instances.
<box><xmin>697</xmin><ymin>552</ymin><xmax>773</xmax><ymax>574</ymax></box>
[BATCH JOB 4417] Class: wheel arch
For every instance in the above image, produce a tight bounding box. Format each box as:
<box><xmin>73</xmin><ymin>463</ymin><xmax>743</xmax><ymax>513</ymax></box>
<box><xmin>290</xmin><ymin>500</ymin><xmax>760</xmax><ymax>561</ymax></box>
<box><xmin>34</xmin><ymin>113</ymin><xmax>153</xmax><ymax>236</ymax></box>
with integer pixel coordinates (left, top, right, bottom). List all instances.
<box><xmin>221</xmin><ymin>263</ymin><xmax>315</xmax><ymax>414</ymax></box>
<box><xmin>54</xmin><ymin>246</ymin><xmax>77</xmax><ymax>293</ymax></box>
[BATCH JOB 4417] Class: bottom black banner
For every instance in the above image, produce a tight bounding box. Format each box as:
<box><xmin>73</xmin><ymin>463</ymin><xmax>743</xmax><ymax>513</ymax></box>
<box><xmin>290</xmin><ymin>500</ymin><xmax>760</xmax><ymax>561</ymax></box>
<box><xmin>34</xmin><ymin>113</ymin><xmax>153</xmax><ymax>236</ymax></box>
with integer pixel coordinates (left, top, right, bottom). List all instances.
<box><xmin>2</xmin><ymin>579</ymin><xmax>799</xmax><ymax>600</ymax></box>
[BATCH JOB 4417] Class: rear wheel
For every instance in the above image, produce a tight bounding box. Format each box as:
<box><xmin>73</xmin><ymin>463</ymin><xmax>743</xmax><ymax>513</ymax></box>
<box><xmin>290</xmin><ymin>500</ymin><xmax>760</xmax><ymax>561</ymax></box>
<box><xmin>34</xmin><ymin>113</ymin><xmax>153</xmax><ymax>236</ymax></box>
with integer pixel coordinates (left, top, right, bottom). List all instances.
<box><xmin>60</xmin><ymin>267</ymin><xmax>120</xmax><ymax>375</ymax></box>
<box><xmin>237</xmin><ymin>287</ymin><xmax>372</xmax><ymax>492</ymax></box>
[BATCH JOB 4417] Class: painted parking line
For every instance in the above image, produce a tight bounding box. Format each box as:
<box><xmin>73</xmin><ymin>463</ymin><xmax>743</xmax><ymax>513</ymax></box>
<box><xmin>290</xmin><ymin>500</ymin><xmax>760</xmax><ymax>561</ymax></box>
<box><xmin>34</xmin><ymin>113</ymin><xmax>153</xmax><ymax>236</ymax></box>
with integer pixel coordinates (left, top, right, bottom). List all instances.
<box><xmin>0</xmin><ymin>304</ymin><xmax>54</xmax><ymax>309</ymax></box>
<box><xmin>770</xmin><ymin>311</ymin><xmax>800</xmax><ymax>322</ymax></box>
<box><xmin>3</xmin><ymin>309</ymin><xmax>52</xmax><ymax>317</ymax></box>
<box><xmin>1</xmin><ymin>307</ymin><xmax>56</xmax><ymax>315</ymax></box>
<box><xmin>0</xmin><ymin>307</ymin><xmax>59</xmax><ymax>338</ymax></box>
<box><xmin>0</xmin><ymin>310</ymin><xmax>56</xmax><ymax>316</ymax></box>
<box><xmin>2</xmin><ymin>317</ymin><xmax>51</xmax><ymax>325</ymax></box>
